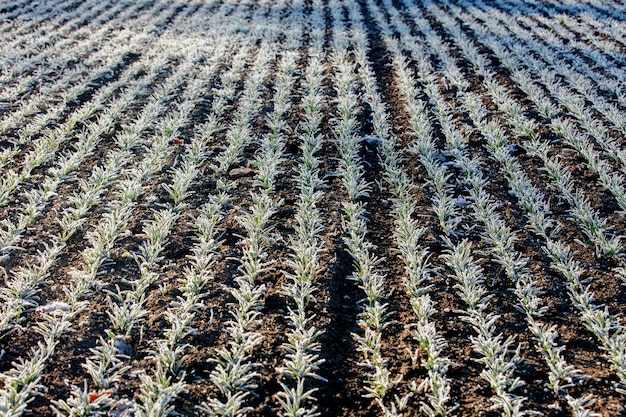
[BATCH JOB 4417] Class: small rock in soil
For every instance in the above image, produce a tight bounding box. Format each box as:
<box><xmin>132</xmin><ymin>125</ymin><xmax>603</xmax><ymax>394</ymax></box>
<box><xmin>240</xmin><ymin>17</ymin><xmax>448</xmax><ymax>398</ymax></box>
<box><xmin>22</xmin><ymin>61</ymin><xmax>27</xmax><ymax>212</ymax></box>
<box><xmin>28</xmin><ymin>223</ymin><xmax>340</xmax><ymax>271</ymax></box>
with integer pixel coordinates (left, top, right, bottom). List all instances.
<box><xmin>111</xmin><ymin>336</ymin><xmax>133</xmax><ymax>356</ymax></box>
<box><xmin>228</xmin><ymin>167</ymin><xmax>255</xmax><ymax>178</ymax></box>
<box><xmin>363</xmin><ymin>135</ymin><xmax>382</xmax><ymax>146</ymax></box>
<box><xmin>37</xmin><ymin>301</ymin><xmax>70</xmax><ymax>315</ymax></box>
<box><xmin>507</xmin><ymin>144</ymin><xmax>525</xmax><ymax>156</ymax></box>
<box><xmin>455</xmin><ymin>196</ymin><xmax>471</xmax><ymax>207</ymax></box>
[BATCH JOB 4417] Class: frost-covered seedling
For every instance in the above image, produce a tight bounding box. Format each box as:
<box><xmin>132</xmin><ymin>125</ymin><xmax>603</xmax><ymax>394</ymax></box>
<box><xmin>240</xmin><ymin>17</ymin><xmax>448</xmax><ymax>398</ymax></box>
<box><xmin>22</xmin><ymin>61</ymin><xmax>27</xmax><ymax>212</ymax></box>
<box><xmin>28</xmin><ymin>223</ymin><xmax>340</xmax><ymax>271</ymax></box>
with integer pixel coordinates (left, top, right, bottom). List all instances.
<box><xmin>0</xmin><ymin>58</ymin><xmax>145</xmax><ymax>209</ymax></box>
<box><xmin>551</xmin><ymin>118</ymin><xmax>626</xmax><ymax>214</ymax></box>
<box><xmin>441</xmin><ymin>241</ymin><xmax>528</xmax><ymax>416</ymax></box>
<box><xmin>214</xmin><ymin>43</ymin><xmax>276</xmax><ymax>174</ymax></box>
<box><xmin>51</xmin><ymin>381</ymin><xmax>112</xmax><ymax>417</ymax></box>
<box><xmin>566</xmin><ymin>394</ymin><xmax>602</xmax><ymax>417</ymax></box>
<box><xmin>543</xmin><ymin>239</ymin><xmax>626</xmax><ymax>393</ymax></box>
<box><xmin>275</xmin><ymin>15</ymin><xmax>327</xmax><ymax>415</ymax></box>
<box><xmin>409</xmin><ymin>9</ymin><xmax>601</xmax><ymax>407</ymax></box>
<box><xmin>483</xmin><ymin>66</ymin><xmax>622</xmax><ymax>259</ymax></box>
<box><xmin>137</xmin><ymin>209</ymin><xmax>179</xmax><ymax>265</ymax></box>
<box><xmin>4</xmin><ymin>38</ymin><xmax>218</xmax><ymax>414</ymax></box>
<box><xmin>0</xmin><ymin>325</ymin><xmax>65</xmax><ymax>416</ymax></box>
<box><xmin>276</xmin><ymin>379</ymin><xmax>320</xmax><ymax>417</ymax></box>
<box><xmin>202</xmin><ymin>188</ymin><xmax>278</xmax><ymax>415</ymax></box>
<box><xmin>528</xmin><ymin>318</ymin><xmax>583</xmax><ymax>393</ymax></box>
<box><xmin>2</xmin><ymin>0</ymin><xmax>626</xmax><ymax>414</ymax></box>
<box><xmin>252</xmin><ymin>48</ymin><xmax>297</xmax><ymax>192</ymax></box>
<box><xmin>0</xmin><ymin>219</ymin><xmax>21</xmax><ymax>261</ymax></box>
<box><xmin>134</xmin><ymin>369</ymin><xmax>187</xmax><ymax>417</ymax></box>
<box><xmin>83</xmin><ymin>335</ymin><xmax>131</xmax><ymax>389</ymax></box>
<box><xmin>107</xmin><ymin>293</ymin><xmax>147</xmax><ymax>336</ymax></box>
<box><xmin>5</xmin><ymin>73</ymin><xmax>160</xmax><ymax>247</ymax></box>
<box><xmin>333</xmin><ymin>5</ymin><xmax>404</xmax><ymax>405</ymax></box>
<box><xmin>357</xmin><ymin>4</ymin><xmax>463</xmax><ymax>413</ymax></box>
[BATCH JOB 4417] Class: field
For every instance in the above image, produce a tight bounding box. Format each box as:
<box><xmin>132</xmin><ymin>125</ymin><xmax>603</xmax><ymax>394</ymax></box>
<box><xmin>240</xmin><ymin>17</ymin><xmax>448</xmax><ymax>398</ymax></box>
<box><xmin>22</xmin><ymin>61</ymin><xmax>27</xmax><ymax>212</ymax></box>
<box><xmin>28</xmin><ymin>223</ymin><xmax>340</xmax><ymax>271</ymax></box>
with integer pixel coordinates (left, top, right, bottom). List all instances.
<box><xmin>1</xmin><ymin>0</ymin><xmax>626</xmax><ymax>415</ymax></box>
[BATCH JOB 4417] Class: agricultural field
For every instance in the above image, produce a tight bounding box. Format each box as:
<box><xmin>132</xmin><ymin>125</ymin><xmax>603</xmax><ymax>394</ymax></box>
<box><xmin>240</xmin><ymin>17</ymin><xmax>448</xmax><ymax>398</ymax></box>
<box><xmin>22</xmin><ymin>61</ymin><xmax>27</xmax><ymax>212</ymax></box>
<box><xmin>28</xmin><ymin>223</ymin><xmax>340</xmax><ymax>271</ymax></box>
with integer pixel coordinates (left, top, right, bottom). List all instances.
<box><xmin>0</xmin><ymin>0</ymin><xmax>625</xmax><ymax>415</ymax></box>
